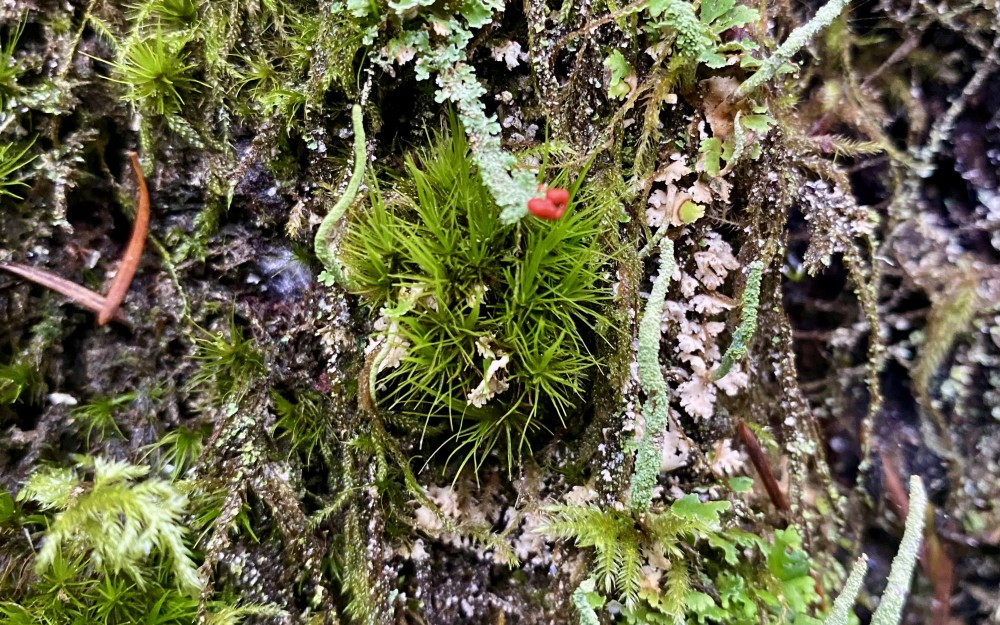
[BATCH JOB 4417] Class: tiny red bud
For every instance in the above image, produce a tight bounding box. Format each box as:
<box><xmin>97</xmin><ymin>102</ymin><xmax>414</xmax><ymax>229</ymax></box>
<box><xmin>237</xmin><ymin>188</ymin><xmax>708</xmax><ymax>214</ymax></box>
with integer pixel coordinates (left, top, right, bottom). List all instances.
<box><xmin>528</xmin><ymin>197</ymin><xmax>561</xmax><ymax>220</ymax></box>
<box><xmin>545</xmin><ymin>187</ymin><xmax>570</xmax><ymax>207</ymax></box>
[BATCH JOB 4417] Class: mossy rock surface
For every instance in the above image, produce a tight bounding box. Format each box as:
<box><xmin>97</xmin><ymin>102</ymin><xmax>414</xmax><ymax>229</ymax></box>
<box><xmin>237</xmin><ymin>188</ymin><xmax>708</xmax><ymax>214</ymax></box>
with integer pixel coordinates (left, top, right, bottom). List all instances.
<box><xmin>1</xmin><ymin>1</ymin><xmax>999</xmax><ymax>624</ymax></box>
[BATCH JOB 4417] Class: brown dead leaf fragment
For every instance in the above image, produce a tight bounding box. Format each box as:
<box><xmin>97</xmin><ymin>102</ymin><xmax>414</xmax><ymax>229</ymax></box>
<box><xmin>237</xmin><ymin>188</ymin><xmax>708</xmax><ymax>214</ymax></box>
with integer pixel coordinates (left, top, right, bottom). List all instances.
<box><xmin>700</xmin><ymin>76</ymin><xmax>741</xmax><ymax>140</ymax></box>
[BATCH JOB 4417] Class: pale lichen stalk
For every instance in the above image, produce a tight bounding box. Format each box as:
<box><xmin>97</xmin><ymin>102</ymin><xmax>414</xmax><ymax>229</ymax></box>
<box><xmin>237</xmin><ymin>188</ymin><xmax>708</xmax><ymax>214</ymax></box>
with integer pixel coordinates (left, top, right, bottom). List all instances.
<box><xmin>713</xmin><ymin>260</ymin><xmax>763</xmax><ymax>381</ymax></box>
<box><xmin>735</xmin><ymin>0</ymin><xmax>852</xmax><ymax>98</ymax></box>
<box><xmin>629</xmin><ymin>238</ymin><xmax>677</xmax><ymax>510</ymax></box>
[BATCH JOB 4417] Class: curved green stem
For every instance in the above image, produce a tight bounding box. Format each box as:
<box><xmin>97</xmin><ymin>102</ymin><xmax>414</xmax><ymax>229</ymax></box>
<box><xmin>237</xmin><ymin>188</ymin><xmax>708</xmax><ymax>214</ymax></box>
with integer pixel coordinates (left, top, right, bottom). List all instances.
<box><xmin>314</xmin><ymin>104</ymin><xmax>366</xmax><ymax>285</ymax></box>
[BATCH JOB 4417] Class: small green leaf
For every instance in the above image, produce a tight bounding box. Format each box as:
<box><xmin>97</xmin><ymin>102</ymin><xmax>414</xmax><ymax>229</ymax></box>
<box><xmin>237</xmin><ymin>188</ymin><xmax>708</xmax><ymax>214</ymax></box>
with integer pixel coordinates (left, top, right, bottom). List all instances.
<box><xmin>728</xmin><ymin>476</ymin><xmax>754</xmax><ymax>492</ymax></box>
<box><xmin>698</xmin><ymin>49</ymin><xmax>729</xmax><ymax>68</ymax></box>
<box><xmin>347</xmin><ymin>0</ymin><xmax>375</xmax><ymax>16</ymax></box>
<box><xmin>700</xmin><ymin>0</ymin><xmax>736</xmax><ymax>26</ymax></box>
<box><xmin>722</xmin><ymin>137</ymin><xmax>735</xmax><ymax>161</ymax></box>
<box><xmin>700</xmin><ymin>138</ymin><xmax>723</xmax><ymax>176</ymax></box>
<box><xmin>646</xmin><ymin>0</ymin><xmax>671</xmax><ymax>17</ymax></box>
<box><xmin>670</xmin><ymin>494</ymin><xmax>730</xmax><ymax>525</ymax></box>
<box><xmin>461</xmin><ymin>0</ymin><xmax>499</xmax><ymax>28</ymax></box>
<box><xmin>679</xmin><ymin>201</ymin><xmax>705</xmax><ymax>224</ymax></box>
<box><xmin>603</xmin><ymin>50</ymin><xmax>634</xmax><ymax>100</ymax></box>
<box><xmin>741</xmin><ymin>113</ymin><xmax>776</xmax><ymax>133</ymax></box>
<box><xmin>709</xmin><ymin>4</ymin><xmax>758</xmax><ymax>33</ymax></box>
<box><xmin>387</xmin><ymin>0</ymin><xmax>435</xmax><ymax>13</ymax></box>
<box><xmin>706</xmin><ymin>532</ymin><xmax>739</xmax><ymax>565</ymax></box>
<box><xmin>768</xmin><ymin>527</ymin><xmax>812</xmax><ymax>581</ymax></box>
<box><xmin>686</xmin><ymin>591</ymin><xmax>728</xmax><ymax>623</ymax></box>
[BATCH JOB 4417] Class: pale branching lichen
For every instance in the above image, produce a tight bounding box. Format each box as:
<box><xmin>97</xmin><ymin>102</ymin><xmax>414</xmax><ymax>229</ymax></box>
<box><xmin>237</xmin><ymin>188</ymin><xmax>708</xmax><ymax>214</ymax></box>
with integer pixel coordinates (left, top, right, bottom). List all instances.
<box><xmin>870</xmin><ymin>476</ymin><xmax>928</xmax><ymax>625</ymax></box>
<box><xmin>823</xmin><ymin>556</ymin><xmax>869</xmax><ymax>625</ymax></box>
<box><xmin>735</xmin><ymin>0</ymin><xmax>852</xmax><ymax>98</ymax></box>
<box><xmin>435</xmin><ymin>65</ymin><xmax>538</xmax><ymax>224</ymax></box>
<box><xmin>630</xmin><ymin>239</ymin><xmax>682</xmax><ymax>510</ymax></box>
<box><xmin>573</xmin><ymin>577</ymin><xmax>602</xmax><ymax>625</ymax></box>
<box><xmin>713</xmin><ymin>260</ymin><xmax>763</xmax><ymax>381</ymax></box>
<box><xmin>357</xmin><ymin>0</ymin><xmax>538</xmax><ymax>223</ymax></box>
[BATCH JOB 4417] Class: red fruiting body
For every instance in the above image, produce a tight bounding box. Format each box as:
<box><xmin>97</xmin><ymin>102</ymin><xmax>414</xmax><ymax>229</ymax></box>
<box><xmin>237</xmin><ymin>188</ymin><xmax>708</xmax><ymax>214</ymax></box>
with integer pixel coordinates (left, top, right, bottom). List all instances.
<box><xmin>528</xmin><ymin>197</ymin><xmax>561</xmax><ymax>220</ymax></box>
<box><xmin>545</xmin><ymin>187</ymin><xmax>570</xmax><ymax>207</ymax></box>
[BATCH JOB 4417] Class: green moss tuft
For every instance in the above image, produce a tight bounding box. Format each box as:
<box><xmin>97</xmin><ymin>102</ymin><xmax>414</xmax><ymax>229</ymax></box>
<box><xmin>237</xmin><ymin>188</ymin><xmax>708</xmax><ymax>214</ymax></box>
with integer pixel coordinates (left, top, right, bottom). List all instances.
<box><xmin>0</xmin><ymin>19</ymin><xmax>26</xmax><ymax>110</ymax></box>
<box><xmin>0</xmin><ymin>359</ymin><xmax>41</xmax><ymax>406</ymax></box>
<box><xmin>341</xmin><ymin>117</ymin><xmax>614</xmax><ymax>473</ymax></box>
<box><xmin>189</xmin><ymin>321</ymin><xmax>265</xmax><ymax>400</ymax></box>
<box><xmin>110</xmin><ymin>30</ymin><xmax>199</xmax><ymax>116</ymax></box>
<box><xmin>0</xmin><ymin>140</ymin><xmax>36</xmax><ymax>200</ymax></box>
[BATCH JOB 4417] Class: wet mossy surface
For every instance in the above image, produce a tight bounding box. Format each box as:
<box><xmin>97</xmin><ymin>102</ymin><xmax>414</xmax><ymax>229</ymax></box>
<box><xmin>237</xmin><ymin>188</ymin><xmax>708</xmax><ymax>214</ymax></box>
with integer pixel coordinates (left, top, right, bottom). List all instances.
<box><xmin>1</xmin><ymin>0</ymin><xmax>1000</xmax><ymax>623</ymax></box>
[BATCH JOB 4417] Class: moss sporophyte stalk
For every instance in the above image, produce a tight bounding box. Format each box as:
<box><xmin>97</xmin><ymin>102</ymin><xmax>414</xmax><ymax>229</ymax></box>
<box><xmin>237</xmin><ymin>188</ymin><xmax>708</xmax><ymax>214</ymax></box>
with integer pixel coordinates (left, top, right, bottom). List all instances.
<box><xmin>340</xmin><ymin>117</ymin><xmax>614</xmax><ymax>473</ymax></box>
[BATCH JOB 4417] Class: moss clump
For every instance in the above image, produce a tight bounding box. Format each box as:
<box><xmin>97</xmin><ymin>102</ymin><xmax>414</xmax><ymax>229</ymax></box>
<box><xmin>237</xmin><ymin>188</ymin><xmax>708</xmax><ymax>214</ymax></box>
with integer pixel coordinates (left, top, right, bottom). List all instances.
<box><xmin>0</xmin><ymin>456</ymin><xmax>282</xmax><ymax>624</ymax></box>
<box><xmin>111</xmin><ymin>29</ymin><xmax>199</xmax><ymax>117</ymax></box>
<box><xmin>341</xmin><ymin>117</ymin><xmax>614</xmax><ymax>472</ymax></box>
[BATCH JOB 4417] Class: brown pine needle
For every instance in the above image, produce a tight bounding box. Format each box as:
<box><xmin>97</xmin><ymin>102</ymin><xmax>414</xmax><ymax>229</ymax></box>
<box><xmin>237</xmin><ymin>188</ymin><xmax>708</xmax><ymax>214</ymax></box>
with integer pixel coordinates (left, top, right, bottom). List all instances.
<box><xmin>0</xmin><ymin>151</ymin><xmax>149</xmax><ymax>325</ymax></box>
<box><xmin>0</xmin><ymin>261</ymin><xmax>110</xmax><ymax>316</ymax></box>
<box><xmin>736</xmin><ymin>419</ymin><xmax>790</xmax><ymax>512</ymax></box>
<box><xmin>98</xmin><ymin>152</ymin><xmax>149</xmax><ymax>325</ymax></box>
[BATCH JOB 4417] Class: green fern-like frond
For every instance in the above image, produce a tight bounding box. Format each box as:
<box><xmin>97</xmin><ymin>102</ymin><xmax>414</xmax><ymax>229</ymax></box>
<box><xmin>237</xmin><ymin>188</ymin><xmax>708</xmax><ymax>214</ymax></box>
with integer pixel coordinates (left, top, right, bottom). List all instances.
<box><xmin>19</xmin><ymin>456</ymin><xmax>202</xmax><ymax>596</ymax></box>
<box><xmin>540</xmin><ymin>495</ymin><xmax>732</xmax><ymax>607</ymax></box>
<box><xmin>540</xmin><ymin>505</ymin><xmax>644</xmax><ymax>601</ymax></box>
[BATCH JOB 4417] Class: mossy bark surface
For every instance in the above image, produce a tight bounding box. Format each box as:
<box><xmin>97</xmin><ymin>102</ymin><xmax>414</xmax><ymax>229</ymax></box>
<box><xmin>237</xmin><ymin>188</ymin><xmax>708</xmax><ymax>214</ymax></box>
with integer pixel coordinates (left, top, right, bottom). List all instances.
<box><xmin>1</xmin><ymin>0</ymin><xmax>1000</xmax><ymax>624</ymax></box>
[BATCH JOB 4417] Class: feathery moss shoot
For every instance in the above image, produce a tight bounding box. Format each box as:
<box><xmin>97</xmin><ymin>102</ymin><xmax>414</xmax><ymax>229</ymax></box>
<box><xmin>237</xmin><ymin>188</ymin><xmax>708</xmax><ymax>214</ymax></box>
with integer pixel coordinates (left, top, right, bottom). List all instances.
<box><xmin>111</xmin><ymin>32</ymin><xmax>198</xmax><ymax>115</ymax></box>
<box><xmin>341</xmin><ymin>117</ymin><xmax>614</xmax><ymax>473</ymax></box>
